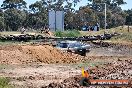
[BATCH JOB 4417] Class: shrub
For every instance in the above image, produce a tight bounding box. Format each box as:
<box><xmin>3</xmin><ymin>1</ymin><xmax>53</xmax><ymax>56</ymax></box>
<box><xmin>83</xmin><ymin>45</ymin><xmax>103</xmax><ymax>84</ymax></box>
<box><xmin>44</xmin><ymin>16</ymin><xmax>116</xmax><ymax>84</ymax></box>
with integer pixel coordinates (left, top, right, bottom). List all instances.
<box><xmin>54</xmin><ymin>31</ymin><xmax>63</xmax><ymax>37</ymax></box>
<box><xmin>55</xmin><ymin>30</ymin><xmax>81</xmax><ymax>37</ymax></box>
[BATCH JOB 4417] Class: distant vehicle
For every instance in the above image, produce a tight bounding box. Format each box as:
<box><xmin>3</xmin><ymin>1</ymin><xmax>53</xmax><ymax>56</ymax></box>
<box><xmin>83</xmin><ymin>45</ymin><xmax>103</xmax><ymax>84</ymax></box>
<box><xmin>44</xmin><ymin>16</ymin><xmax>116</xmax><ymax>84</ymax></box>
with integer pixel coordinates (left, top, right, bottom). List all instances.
<box><xmin>56</xmin><ymin>41</ymin><xmax>90</xmax><ymax>56</ymax></box>
<box><xmin>82</xmin><ymin>26</ymin><xmax>88</xmax><ymax>31</ymax></box>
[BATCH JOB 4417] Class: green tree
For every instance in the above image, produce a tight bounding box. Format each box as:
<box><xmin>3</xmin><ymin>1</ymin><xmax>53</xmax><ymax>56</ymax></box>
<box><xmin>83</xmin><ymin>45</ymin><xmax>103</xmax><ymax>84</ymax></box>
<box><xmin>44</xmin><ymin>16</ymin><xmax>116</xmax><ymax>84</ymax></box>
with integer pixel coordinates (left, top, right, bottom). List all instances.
<box><xmin>0</xmin><ymin>0</ymin><xmax>128</xmax><ymax>31</ymax></box>
<box><xmin>1</xmin><ymin>0</ymin><xmax>27</xmax><ymax>31</ymax></box>
<box><xmin>86</xmin><ymin>0</ymin><xmax>127</xmax><ymax>28</ymax></box>
<box><xmin>125</xmin><ymin>9</ymin><xmax>132</xmax><ymax>25</ymax></box>
<box><xmin>0</xmin><ymin>9</ymin><xmax>5</xmax><ymax>31</ymax></box>
<box><xmin>29</xmin><ymin>0</ymin><xmax>48</xmax><ymax>29</ymax></box>
<box><xmin>29</xmin><ymin>1</ymin><xmax>45</xmax><ymax>13</ymax></box>
<box><xmin>4</xmin><ymin>9</ymin><xmax>27</xmax><ymax>31</ymax></box>
<box><xmin>1</xmin><ymin>0</ymin><xmax>27</xmax><ymax>9</ymax></box>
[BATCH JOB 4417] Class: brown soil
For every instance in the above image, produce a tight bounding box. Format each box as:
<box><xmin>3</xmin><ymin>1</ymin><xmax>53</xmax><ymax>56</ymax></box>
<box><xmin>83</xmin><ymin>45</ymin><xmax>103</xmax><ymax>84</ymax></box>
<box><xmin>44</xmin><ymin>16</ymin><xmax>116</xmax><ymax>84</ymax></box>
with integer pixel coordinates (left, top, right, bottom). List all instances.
<box><xmin>0</xmin><ymin>45</ymin><xmax>80</xmax><ymax>65</ymax></box>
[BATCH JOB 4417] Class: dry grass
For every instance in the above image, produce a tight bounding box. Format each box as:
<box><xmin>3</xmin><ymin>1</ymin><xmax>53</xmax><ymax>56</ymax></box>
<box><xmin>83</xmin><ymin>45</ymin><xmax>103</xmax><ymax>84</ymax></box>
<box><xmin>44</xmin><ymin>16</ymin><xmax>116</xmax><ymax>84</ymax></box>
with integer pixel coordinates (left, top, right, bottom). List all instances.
<box><xmin>0</xmin><ymin>31</ymin><xmax>45</xmax><ymax>36</ymax></box>
<box><xmin>80</xmin><ymin>29</ymin><xmax>105</xmax><ymax>36</ymax></box>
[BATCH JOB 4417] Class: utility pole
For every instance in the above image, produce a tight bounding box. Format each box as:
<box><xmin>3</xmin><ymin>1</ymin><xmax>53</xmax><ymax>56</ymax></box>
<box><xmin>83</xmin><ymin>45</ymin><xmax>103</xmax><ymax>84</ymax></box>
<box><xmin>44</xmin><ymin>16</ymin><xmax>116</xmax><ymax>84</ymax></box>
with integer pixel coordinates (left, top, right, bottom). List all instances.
<box><xmin>55</xmin><ymin>10</ymin><xmax>56</xmax><ymax>31</ymax></box>
<box><xmin>92</xmin><ymin>0</ymin><xmax>107</xmax><ymax>32</ymax></box>
<box><xmin>104</xmin><ymin>3</ymin><xmax>107</xmax><ymax>32</ymax></box>
<box><xmin>3</xmin><ymin>10</ymin><xmax>5</xmax><ymax>31</ymax></box>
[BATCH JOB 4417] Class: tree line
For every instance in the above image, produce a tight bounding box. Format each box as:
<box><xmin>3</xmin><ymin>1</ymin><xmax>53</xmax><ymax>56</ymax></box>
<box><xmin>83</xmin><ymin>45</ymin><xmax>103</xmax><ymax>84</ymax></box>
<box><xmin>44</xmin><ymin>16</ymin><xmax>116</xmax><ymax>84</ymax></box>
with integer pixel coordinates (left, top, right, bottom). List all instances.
<box><xmin>0</xmin><ymin>0</ymin><xmax>131</xmax><ymax>31</ymax></box>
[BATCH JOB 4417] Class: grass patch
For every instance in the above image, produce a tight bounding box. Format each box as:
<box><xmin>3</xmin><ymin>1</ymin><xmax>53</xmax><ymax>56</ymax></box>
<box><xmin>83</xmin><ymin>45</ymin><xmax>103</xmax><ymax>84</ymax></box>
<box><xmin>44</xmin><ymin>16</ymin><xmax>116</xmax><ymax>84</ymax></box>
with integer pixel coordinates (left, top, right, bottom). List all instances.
<box><xmin>55</xmin><ymin>30</ymin><xmax>81</xmax><ymax>37</ymax></box>
<box><xmin>71</xmin><ymin>59</ymin><xmax>107</xmax><ymax>70</ymax></box>
<box><xmin>0</xmin><ymin>77</ymin><xmax>12</xmax><ymax>88</ymax></box>
<box><xmin>77</xmin><ymin>61</ymin><xmax>105</xmax><ymax>68</ymax></box>
<box><xmin>0</xmin><ymin>41</ymin><xmax>28</xmax><ymax>45</ymax></box>
<box><xmin>0</xmin><ymin>64</ymin><xmax>14</xmax><ymax>70</ymax></box>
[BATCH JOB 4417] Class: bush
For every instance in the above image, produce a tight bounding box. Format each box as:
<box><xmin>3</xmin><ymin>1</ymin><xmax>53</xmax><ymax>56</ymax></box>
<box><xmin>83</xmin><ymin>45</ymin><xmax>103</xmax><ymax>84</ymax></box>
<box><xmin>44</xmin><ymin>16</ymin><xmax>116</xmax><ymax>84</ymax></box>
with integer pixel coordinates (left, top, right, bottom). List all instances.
<box><xmin>55</xmin><ymin>30</ymin><xmax>81</xmax><ymax>37</ymax></box>
<box><xmin>54</xmin><ymin>31</ymin><xmax>63</xmax><ymax>37</ymax></box>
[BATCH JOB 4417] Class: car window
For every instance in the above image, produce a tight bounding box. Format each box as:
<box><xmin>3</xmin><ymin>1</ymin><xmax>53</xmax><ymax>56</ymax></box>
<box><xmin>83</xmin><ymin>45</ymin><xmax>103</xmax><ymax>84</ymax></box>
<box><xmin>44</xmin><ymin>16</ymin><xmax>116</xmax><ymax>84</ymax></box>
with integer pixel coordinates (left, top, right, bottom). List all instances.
<box><xmin>68</xmin><ymin>43</ymin><xmax>75</xmax><ymax>48</ymax></box>
<box><xmin>68</xmin><ymin>42</ymin><xmax>83</xmax><ymax>48</ymax></box>
<box><xmin>58</xmin><ymin>43</ymin><xmax>68</xmax><ymax>48</ymax></box>
<box><xmin>57</xmin><ymin>41</ymin><xmax>85</xmax><ymax>48</ymax></box>
<box><xmin>75</xmin><ymin>43</ymin><xmax>82</xmax><ymax>47</ymax></box>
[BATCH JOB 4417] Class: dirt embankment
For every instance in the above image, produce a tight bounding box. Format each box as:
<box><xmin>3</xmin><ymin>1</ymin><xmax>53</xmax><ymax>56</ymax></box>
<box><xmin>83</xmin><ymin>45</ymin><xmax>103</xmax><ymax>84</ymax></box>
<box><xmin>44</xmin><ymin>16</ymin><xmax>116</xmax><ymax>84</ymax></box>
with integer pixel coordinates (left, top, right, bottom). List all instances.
<box><xmin>0</xmin><ymin>45</ymin><xmax>80</xmax><ymax>65</ymax></box>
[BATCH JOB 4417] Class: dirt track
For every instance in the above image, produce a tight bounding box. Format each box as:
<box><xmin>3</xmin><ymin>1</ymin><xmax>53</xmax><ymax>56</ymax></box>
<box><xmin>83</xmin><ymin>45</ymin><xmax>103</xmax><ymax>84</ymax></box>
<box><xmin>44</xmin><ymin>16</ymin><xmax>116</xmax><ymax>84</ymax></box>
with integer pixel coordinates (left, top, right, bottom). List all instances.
<box><xmin>0</xmin><ymin>64</ymin><xmax>81</xmax><ymax>87</ymax></box>
<box><xmin>0</xmin><ymin>43</ymin><xmax>132</xmax><ymax>88</ymax></box>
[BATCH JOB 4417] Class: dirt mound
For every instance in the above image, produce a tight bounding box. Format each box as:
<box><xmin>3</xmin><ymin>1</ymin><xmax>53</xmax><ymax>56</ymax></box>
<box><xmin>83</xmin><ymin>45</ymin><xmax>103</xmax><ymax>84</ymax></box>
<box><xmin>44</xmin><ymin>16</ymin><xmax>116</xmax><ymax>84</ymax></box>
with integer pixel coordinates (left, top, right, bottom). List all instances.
<box><xmin>22</xmin><ymin>45</ymin><xmax>79</xmax><ymax>64</ymax></box>
<box><xmin>0</xmin><ymin>45</ymin><xmax>35</xmax><ymax>64</ymax></box>
<box><xmin>0</xmin><ymin>45</ymin><xmax>80</xmax><ymax>64</ymax></box>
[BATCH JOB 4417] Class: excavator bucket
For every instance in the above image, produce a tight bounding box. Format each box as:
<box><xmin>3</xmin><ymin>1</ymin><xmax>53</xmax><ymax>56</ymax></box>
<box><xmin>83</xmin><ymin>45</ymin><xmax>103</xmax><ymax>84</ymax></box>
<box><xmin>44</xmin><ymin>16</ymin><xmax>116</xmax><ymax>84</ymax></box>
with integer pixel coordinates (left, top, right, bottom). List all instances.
<box><xmin>82</xmin><ymin>68</ymin><xmax>85</xmax><ymax>77</ymax></box>
<box><xmin>80</xmin><ymin>68</ymin><xmax>91</xmax><ymax>86</ymax></box>
<box><xmin>82</xmin><ymin>68</ymin><xmax>90</xmax><ymax>78</ymax></box>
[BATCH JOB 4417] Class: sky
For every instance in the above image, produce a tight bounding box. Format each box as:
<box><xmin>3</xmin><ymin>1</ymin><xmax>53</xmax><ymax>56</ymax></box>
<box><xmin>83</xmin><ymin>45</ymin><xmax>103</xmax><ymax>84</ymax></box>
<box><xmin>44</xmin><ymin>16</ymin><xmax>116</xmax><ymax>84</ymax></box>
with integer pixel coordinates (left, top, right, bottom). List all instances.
<box><xmin>0</xmin><ymin>0</ymin><xmax>131</xmax><ymax>10</ymax></box>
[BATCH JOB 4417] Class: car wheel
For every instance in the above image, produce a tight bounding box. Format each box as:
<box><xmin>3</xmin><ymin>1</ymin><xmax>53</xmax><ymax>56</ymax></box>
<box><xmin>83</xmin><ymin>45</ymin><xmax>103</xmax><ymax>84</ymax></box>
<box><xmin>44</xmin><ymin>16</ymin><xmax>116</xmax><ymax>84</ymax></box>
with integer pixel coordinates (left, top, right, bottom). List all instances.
<box><xmin>79</xmin><ymin>49</ymin><xmax>86</xmax><ymax>56</ymax></box>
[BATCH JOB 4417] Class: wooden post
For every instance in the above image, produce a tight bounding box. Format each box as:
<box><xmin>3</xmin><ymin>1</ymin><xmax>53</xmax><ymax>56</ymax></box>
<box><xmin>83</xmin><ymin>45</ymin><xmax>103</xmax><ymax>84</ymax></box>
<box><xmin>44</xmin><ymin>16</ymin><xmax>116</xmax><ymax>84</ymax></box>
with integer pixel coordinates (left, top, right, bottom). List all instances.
<box><xmin>128</xmin><ymin>25</ymin><xmax>129</xmax><ymax>32</ymax></box>
<box><xmin>128</xmin><ymin>22</ymin><xmax>131</xmax><ymax>32</ymax></box>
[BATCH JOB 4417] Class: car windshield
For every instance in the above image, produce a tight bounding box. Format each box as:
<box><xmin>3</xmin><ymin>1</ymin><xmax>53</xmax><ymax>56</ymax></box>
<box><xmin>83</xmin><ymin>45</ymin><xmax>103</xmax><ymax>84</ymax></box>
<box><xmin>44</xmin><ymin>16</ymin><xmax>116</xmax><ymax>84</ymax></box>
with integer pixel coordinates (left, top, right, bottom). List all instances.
<box><xmin>68</xmin><ymin>42</ymin><xmax>83</xmax><ymax>48</ymax></box>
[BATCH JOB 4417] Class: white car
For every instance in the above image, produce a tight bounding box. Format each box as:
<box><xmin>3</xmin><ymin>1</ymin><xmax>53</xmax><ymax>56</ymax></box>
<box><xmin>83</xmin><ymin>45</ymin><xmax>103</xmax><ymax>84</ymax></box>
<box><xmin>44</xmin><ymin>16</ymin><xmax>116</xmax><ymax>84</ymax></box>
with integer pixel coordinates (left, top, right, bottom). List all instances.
<box><xmin>56</xmin><ymin>41</ymin><xmax>90</xmax><ymax>56</ymax></box>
